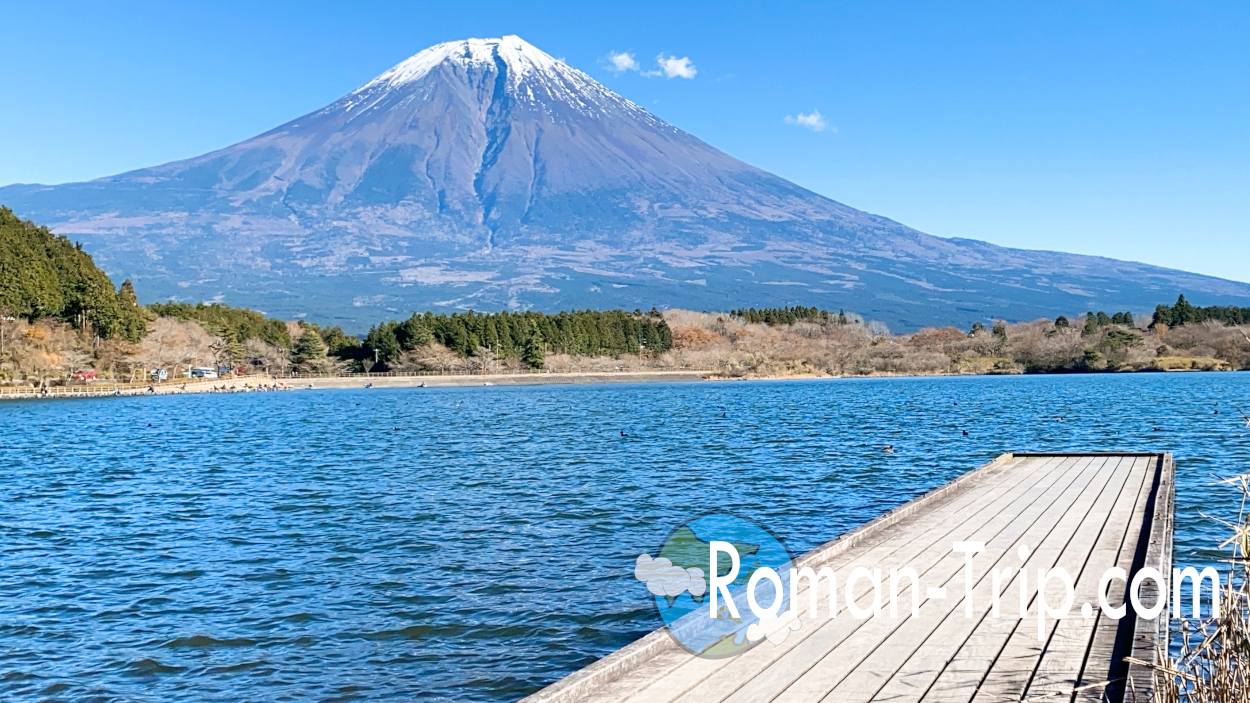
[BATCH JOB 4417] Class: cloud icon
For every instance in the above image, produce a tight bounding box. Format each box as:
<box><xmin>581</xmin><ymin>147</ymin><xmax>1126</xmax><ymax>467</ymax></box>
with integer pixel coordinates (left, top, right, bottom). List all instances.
<box><xmin>746</xmin><ymin>609</ymin><xmax>802</xmax><ymax>645</ymax></box>
<box><xmin>635</xmin><ymin>554</ymin><xmax>705</xmax><ymax>598</ymax></box>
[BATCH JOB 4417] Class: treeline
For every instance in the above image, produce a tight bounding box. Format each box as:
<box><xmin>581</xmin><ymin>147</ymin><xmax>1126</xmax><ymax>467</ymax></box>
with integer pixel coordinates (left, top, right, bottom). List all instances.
<box><xmin>355</xmin><ymin>309</ymin><xmax>672</xmax><ymax>370</ymax></box>
<box><xmin>150</xmin><ymin>302</ymin><xmax>292</xmax><ymax>349</ymax></box>
<box><xmin>0</xmin><ymin>207</ymin><xmax>146</xmax><ymax>341</ymax></box>
<box><xmin>1152</xmin><ymin>294</ymin><xmax>1250</xmax><ymax>327</ymax></box>
<box><xmin>1051</xmin><ymin>310</ymin><xmax>1134</xmax><ymax>334</ymax></box>
<box><xmin>730</xmin><ymin>306</ymin><xmax>851</xmax><ymax>326</ymax></box>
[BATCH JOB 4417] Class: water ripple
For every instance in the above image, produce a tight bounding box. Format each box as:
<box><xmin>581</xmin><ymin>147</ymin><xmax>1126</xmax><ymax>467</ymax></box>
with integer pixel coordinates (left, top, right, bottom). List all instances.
<box><xmin>0</xmin><ymin>373</ymin><xmax>1247</xmax><ymax>700</ymax></box>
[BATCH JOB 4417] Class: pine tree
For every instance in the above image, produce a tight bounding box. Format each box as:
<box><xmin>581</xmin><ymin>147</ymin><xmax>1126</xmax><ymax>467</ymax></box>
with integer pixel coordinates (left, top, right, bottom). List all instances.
<box><xmin>115</xmin><ymin>279</ymin><xmax>148</xmax><ymax>342</ymax></box>
<box><xmin>363</xmin><ymin>322</ymin><xmax>401</xmax><ymax>366</ymax></box>
<box><xmin>1083</xmin><ymin>314</ymin><xmax>1101</xmax><ymax>335</ymax></box>
<box><xmin>293</xmin><ymin>329</ymin><xmax>329</xmax><ymax>371</ymax></box>
<box><xmin>522</xmin><ymin>326</ymin><xmax>545</xmax><ymax>369</ymax></box>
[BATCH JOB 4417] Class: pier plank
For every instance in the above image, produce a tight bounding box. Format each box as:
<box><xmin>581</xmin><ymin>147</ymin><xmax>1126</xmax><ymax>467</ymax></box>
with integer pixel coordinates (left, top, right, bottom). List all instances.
<box><xmin>581</xmin><ymin>456</ymin><xmax>1045</xmax><ymax>703</ymax></box>
<box><xmin>520</xmin><ymin>453</ymin><xmax>1173</xmax><ymax>703</ymax></box>
<box><xmin>835</xmin><ymin>456</ymin><xmax>1131</xmax><ymax>703</ymax></box>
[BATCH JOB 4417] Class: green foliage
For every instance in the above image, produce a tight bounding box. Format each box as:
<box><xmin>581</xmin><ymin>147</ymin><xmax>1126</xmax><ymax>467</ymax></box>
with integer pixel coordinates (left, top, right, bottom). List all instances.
<box><xmin>969</xmin><ymin>321</ymin><xmax>986</xmax><ymax>336</ymax></box>
<box><xmin>1082</xmin><ymin>348</ymin><xmax>1105</xmax><ymax>368</ymax></box>
<box><xmin>1082</xmin><ymin>309</ymin><xmax>1135</xmax><ymax>335</ymax></box>
<box><xmin>149</xmin><ymin>301</ymin><xmax>291</xmax><ymax>348</ymax></box>
<box><xmin>1054</xmin><ymin>316</ymin><xmax>1069</xmax><ymax>329</ymax></box>
<box><xmin>1083</xmin><ymin>314</ymin><xmax>1101</xmax><ymax>335</ymax></box>
<box><xmin>115</xmin><ymin>279</ymin><xmax>148</xmax><ymax>342</ymax></box>
<box><xmin>1151</xmin><ymin>294</ymin><xmax>1250</xmax><ymax>328</ymax></box>
<box><xmin>359</xmin><ymin>308</ymin><xmax>672</xmax><ymax>368</ymax></box>
<box><xmin>522</xmin><ymin>325</ymin><xmax>545</xmax><ymax>369</ymax></box>
<box><xmin>1105</xmin><ymin>329</ymin><xmax>1144</xmax><ymax>350</ymax></box>
<box><xmin>363</xmin><ymin>321</ymin><xmax>402</xmax><ymax>365</ymax></box>
<box><xmin>731</xmin><ymin>306</ymin><xmax>837</xmax><ymax>326</ymax></box>
<box><xmin>0</xmin><ymin>206</ymin><xmax>138</xmax><ymax>339</ymax></box>
<box><xmin>296</xmin><ymin>320</ymin><xmax>361</xmax><ymax>357</ymax></box>
<box><xmin>292</xmin><ymin>329</ymin><xmax>328</xmax><ymax>366</ymax></box>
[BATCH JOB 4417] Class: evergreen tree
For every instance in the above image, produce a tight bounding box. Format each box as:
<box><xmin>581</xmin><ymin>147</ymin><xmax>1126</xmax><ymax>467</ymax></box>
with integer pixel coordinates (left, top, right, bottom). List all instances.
<box><xmin>1151</xmin><ymin>294</ymin><xmax>1250</xmax><ymax>328</ymax></box>
<box><xmin>0</xmin><ymin>207</ymin><xmax>134</xmax><ymax>339</ymax></box>
<box><xmin>293</xmin><ymin>328</ymin><xmax>329</xmax><ymax>370</ymax></box>
<box><xmin>364</xmin><ymin>322</ymin><xmax>401</xmax><ymax>366</ymax></box>
<box><xmin>522</xmin><ymin>326</ymin><xmax>545</xmax><ymax>369</ymax></box>
<box><xmin>1054</xmin><ymin>315</ymin><xmax>1069</xmax><ymax>329</ymax></box>
<box><xmin>150</xmin><ymin>301</ymin><xmax>291</xmax><ymax>348</ymax></box>
<box><xmin>1083</xmin><ymin>314</ymin><xmax>1101</xmax><ymax>335</ymax></box>
<box><xmin>115</xmin><ymin>279</ymin><xmax>148</xmax><ymax>342</ymax></box>
<box><xmin>730</xmin><ymin>305</ymin><xmax>834</xmax><ymax>326</ymax></box>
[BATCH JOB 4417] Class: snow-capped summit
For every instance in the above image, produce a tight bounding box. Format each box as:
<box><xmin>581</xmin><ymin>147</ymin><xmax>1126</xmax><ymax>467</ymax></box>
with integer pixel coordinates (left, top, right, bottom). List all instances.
<box><xmin>328</xmin><ymin>35</ymin><xmax>654</xmax><ymax>125</ymax></box>
<box><xmin>3</xmin><ymin>36</ymin><xmax>1249</xmax><ymax>328</ymax></box>
<box><xmin>364</xmin><ymin>36</ymin><xmax>572</xmax><ymax>92</ymax></box>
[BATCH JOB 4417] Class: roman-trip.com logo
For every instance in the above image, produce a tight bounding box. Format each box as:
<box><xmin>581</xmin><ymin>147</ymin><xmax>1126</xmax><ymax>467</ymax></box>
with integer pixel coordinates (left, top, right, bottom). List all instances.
<box><xmin>636</xmin><ymin>514</ymin><xmax>1221</xmax><ymax>658</ymax></box>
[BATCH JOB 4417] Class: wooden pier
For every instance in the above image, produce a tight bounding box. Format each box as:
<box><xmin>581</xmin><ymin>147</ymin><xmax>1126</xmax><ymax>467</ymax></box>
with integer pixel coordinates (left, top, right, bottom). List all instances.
<box><xmin>523</xmin><ymin>453</ymin><xmax>1174</xmax><ymax>703</ymax></box>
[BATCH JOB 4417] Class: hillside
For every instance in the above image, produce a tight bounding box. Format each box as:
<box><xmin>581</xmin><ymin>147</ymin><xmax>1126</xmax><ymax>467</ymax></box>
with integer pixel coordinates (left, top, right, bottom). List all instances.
<box><xmin>0</xmin><ymin>207</ymin><xmax>145</xmax><ymax>341</ymax></box>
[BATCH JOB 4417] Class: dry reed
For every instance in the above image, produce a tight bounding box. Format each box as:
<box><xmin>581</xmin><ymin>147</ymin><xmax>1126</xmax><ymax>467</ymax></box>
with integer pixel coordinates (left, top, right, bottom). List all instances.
<box><xmin>1127</xmin><ymin>473</ymin><xmax>1250</xmax><ymax>703</ymax></box>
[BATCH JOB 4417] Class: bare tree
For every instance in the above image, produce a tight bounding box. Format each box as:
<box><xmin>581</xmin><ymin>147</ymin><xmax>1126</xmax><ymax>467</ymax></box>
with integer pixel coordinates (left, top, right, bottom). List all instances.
<box><xmin>131</xmin><ymin>317</ymin><xmax>218</xmax><ymax>378</ymax></box>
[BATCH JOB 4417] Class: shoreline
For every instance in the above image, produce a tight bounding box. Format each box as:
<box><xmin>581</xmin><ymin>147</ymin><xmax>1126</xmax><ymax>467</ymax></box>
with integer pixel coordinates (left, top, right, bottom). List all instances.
<box><xmin>0</xmin><ymin>370</ymin><xmax>714</xmax><ymax>400</ymax></box>
<box><xmin>1</xmin><ymin>366</ymin><xmax>1240</xmax><ymax>402</ymax></box>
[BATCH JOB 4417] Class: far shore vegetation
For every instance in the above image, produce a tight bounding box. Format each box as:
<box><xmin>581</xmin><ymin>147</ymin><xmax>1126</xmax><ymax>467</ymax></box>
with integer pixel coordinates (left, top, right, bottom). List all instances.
<box><xmin>3</xmin><ymin>207</ymin><xmax>1250</xmax><ymax>387</ymax></box>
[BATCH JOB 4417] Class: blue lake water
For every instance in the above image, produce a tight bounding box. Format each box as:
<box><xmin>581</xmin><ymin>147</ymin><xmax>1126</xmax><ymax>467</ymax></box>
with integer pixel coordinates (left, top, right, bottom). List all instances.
<box><xmin>1</xmin><ymin>373</ymin><xmax>1248</xmax><ymax>701</ymax></box>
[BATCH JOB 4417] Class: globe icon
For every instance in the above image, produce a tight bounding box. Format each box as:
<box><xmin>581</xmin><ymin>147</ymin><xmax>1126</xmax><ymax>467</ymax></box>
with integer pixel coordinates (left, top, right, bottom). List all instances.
<box><xmin>635</xmin><ymin>513</ymin><xmax>795</xmax><ymax>658</ymax></box>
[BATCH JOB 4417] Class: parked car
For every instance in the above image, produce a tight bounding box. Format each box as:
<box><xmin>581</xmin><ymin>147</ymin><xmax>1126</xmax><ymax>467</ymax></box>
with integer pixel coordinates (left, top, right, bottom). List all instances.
<box><xmin>150</xmin><ymin>369</ymin><xmax>169</xmax><ymax>382</ymax></box>
<box><xmin>73</xmin><ymin>370</ymin><xmax>97</xmax><ymax>381</ymax></box>
<box><xmin>190</xmin><ymin>367</ymin><xmax>219</xmax><ymax>379</ymax></box>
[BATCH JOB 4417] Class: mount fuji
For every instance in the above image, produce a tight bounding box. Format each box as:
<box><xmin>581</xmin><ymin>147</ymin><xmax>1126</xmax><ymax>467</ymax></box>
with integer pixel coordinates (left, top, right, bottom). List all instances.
<box><xmin>3</xmin><ymin>35</ymin><xmax>1248</xmax><ymax>330</ymax></box>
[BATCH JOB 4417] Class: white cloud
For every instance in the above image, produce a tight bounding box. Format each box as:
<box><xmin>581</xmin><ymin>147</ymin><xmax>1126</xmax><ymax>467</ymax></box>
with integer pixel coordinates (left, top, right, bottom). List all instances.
<box><xmin>606</xmin><ymin>50</ymin><xmax>641</xmax><ymax>74</ymax></box>
<box><xmin>746</xmin><ymin>609</ymin><xmax>802</xmax><ymax>645</ymax></box>
<box><xmin>634</xmin><ymin>554</ymin><xmax>705</xmax><ymax>597</ymax></box>
<box><xmin>607</xmin><ymin>49</ymin><xmax>698</xmax><ymax>80</ymax></box>
<box><xmin>785</xmin><ymin>109</ymin><xmax>832</xmax><ymax>132</ymax></box>
<box><xmin>657</xmin><ymin>54</ymin><xmax>697</xmax><ymax>79</ymax></box>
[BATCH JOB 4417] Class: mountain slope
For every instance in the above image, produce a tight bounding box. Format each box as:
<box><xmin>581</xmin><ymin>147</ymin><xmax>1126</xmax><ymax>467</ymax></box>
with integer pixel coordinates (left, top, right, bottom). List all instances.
<box><xmin>3</xmin><ymin>35</ymin><xmax>1248</xmax><ymax>331</ymax></box>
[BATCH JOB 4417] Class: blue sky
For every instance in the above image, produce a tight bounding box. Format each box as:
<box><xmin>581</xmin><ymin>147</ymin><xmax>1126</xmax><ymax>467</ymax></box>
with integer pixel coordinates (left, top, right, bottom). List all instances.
<box><xmin>2</xmin><ymin>1</ymin><xmax>1247</xmax><ymax>283</ymax></box>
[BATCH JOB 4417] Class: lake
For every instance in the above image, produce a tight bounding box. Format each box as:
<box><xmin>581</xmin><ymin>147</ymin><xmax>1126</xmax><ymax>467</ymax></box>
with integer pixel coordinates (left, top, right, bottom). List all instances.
<box><xmin>1</xmin><ymin>373</ymin><xmax>1247</xmax><ymax>701</ymax></box>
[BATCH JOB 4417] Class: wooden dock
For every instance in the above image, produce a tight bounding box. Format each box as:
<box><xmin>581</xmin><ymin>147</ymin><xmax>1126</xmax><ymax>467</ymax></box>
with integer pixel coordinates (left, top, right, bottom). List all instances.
<box><xmin>522</xmin><ymin>453</ymin><xmax>1174</xmax><ymax>703</ymax></box>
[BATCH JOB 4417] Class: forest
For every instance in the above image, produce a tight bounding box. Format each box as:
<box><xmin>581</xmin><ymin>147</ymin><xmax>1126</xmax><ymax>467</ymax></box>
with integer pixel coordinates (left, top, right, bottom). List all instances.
<box><xmin>0</xmin><ymin>206</ymin><xmax>146</xmax><ymax>342</ymax></box>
